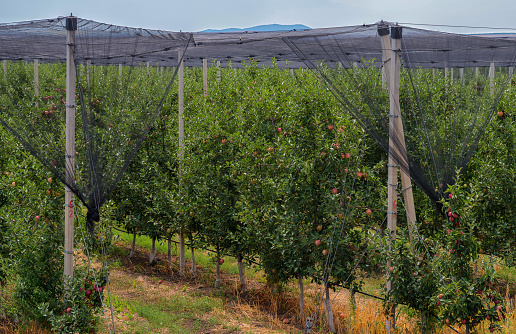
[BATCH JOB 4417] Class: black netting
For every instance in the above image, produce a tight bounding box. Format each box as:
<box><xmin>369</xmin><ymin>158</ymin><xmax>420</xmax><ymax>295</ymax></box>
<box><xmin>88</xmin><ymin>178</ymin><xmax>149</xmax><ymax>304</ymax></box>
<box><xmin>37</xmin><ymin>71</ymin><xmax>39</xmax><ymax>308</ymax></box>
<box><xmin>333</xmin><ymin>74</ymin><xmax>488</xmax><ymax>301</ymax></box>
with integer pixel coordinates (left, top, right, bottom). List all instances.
<box><xmin>1</xmin><ymin>16</ymin><xmax>516</xmax><ymax>224</ymax></box>
<box><xmin>284</xmin><ymin>23</ymin><xmax>516</xmax><ymax>210</ymax></box>
<box><xmin>0</xmin><ymin>17</ymin><xmax>192</xmax><ymax>232</ymax></box>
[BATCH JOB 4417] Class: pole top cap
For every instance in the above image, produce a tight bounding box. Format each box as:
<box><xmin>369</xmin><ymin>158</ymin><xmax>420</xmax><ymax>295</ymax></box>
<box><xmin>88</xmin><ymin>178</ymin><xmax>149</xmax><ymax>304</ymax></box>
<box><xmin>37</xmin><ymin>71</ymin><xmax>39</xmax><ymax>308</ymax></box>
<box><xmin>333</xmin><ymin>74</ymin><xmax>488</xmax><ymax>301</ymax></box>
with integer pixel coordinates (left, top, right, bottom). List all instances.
<box><xmin>66</xmin><ymin>16</ymin><xmax>77</xmax><ymax>31</ymax></box>
<box><xmin>391</xmin><ymin>25</ymin><xmax>402</xmax><ymax>39</ymax></box>
<box><xmin>377</xmin><ymin>20</ymin><xmax>390</xmax><ymax>36</ymax></box>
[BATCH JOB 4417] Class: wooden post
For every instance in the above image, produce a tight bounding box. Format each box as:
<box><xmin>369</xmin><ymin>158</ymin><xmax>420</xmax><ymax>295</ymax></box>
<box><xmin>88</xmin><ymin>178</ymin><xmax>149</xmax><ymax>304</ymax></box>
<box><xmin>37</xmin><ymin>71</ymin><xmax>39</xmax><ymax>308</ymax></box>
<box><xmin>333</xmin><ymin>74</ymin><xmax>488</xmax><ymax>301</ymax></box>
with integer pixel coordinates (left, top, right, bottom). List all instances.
<box><xmin>445</xmin><ymin>66</ymin><xmax>449</xmax><ymax>79</ymax></box>
<box><xmin>450</xmin><ymin>68</ymin><xmax>454</xmax><ymax>83</ymax></box>
<box><xmin>216</xmin><ymin>60</ymin><xmax>221</xmax><ymax>82</ymax></box>
<box><xmin>475</xmin><ymin>67</ymin><xmax>479</xmax><ymax>78</ymax></box>
<box><xmin>64</xmin><ymin>16</ymin><xmax>77</xmax><ymax>280</ymax></box>
<box><xmin>34</xmin><ymin>59</ymin><xmax>39</xmax><ymax>98</ymax></box>
<box><xmin>178</xmin><ymin>49</ymin><xmax>186</xmax><ymax>276</ymax></box>
<box><xmin>119</xmin><ymin>63</ymin><xmax>122</xmax><ymax>77</ymax></box>
<box><xmin>509</xmin><ymin>67</ymin><xmax>514</xmax><ymax>79</ymax></box>
<box><xmin>203</xmin><ymin>58</ymin><xmax>208</xmax><ymax>97</ymax></box>
<box><xmin>460</xmin><ymin>68</ymin><xmax>464</xmax><ymax>85</ymax></box>
<box><xmin>87</xmin><ymin>60</ymin><xmax>91</xmax><ymax>87</ymax></box>
<box><xmin>3</xmin><ymin>60</ymin><xmax>6</xmax><ymax>82</ymax></box>
<box><xmin>383</xmin><ymin>24</ymin><xmax>407</xmax><ymax>334</ymax></box>
<box><xmin>490</xmin><ymin>62</ymin><xmax>495</xmax><ymax>95</ymax></box>
<box><xmin>432</xmin><ymin>68</ymin><xmax>435</xmax><ymax>79</ymax></box>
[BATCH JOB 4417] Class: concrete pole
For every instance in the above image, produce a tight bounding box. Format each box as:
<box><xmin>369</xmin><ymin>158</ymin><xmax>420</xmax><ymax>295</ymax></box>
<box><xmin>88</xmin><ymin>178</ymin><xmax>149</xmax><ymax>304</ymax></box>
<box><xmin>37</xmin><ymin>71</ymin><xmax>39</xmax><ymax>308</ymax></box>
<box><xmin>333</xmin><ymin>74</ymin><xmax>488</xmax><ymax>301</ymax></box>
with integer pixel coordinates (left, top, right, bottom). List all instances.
<box><xmin>34</xmin><ymin>59</ymin><xmax>39</xmax><ymax>98</ymax></box>
<box><xmin>490</xmin><ymin>62</ymin><xmax>495</xmax><ymax>95</ymax></box>
<box><xmin>178</xmin><ymin>49</ymin><xmax>186</xmax><ymax>276</ymax></box>
<box><xmin>64</xmin><ymin>16</ymin><xmax>77</xmax><ymax>280</ymax></box>
<box><xmin>203</xmin><ymin>58</ymin><xmax>208</xmax><ymax>97</ymax></box>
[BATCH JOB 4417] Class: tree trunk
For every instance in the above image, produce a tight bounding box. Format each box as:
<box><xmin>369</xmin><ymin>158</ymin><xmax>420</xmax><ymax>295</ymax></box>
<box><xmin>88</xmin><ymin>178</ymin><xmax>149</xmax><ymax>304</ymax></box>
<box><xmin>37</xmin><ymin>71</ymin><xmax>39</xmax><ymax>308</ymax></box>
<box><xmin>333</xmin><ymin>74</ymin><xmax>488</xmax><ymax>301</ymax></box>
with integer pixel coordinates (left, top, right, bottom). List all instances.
<box><xmin>167</xmin><ymin>238</ymin><xmax>172</xmax><ymax>271</ymax></box>
<box><xmin>190</xmin><ymin>247</ymin><xmax>196</xmax><ymax>275</ymax></box>
<box><xmin>465</xmin><ymin>323</ymin><xmax>470</xmax><ymax>334</ymax></box>
<box><xmin>0</xmin><ymin>281</ymin><xmax>4</xmax><ymax>317</ymax></box>
<box><xmin>215</xmin><ymin>261</ymin><xmax>221</xmax><ymax>288</ymax></box>
<box><xmin>350</xmin><ymin>287</ymin><xmax>357</xmax><ymax>314</ymax></box>
<box><xmin>149</xmin><ymin>237</ymin><xmax>157</xmax><ymax>264</ymax></box>
<box><xmin>129</xmin><ymin>230</ymin><xmax>137</xmax><ymax>258</ymax></box>
<box><xmin>325</xmin><ymin>282</ymin><xmax>336</xmax><ymax>333</ymax></box>
<box><xmin>179</xmin><ymin>230</ymin><xmax>185</xmax><ymax>276</ymax></box>
<box><xmin>299</xmin><ymin>274</ymin><xmax>304</xmax><ymax>316</ymax></box>
<box><xmin>215</xmin><ymin>248</ymin><xmax>221</xmax><ymax>288</ymax></box>
<box><xmin>420</xmin><ymin>311</ymin><xmax>427</xmax><ymax>334</ymax></box>
<box><xmin>238</xmin><ymin>254</ymin><xmax>246</xmax><ymax>293</ymax></box>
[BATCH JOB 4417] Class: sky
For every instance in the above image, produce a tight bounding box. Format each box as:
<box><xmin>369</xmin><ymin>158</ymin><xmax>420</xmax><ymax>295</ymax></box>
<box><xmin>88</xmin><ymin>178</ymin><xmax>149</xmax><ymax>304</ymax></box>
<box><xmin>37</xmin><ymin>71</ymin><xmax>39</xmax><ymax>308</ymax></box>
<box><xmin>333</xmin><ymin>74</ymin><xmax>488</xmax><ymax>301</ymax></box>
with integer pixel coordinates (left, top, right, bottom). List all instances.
<box><xmin>1</xmin><ymin>0</ymin><xmax>515</xmax><ymax>34</ymax></box>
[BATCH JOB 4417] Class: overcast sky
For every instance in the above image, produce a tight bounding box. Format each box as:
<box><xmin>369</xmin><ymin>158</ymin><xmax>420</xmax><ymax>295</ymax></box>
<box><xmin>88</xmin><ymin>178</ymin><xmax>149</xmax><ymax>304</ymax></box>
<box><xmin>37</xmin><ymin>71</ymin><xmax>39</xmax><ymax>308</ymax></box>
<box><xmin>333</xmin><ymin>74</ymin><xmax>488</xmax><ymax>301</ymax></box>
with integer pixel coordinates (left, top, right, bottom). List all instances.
<box><xmin>1</xmin><ymin>0</ymin><xmax>515</xmax><ymax>33</ymax></box>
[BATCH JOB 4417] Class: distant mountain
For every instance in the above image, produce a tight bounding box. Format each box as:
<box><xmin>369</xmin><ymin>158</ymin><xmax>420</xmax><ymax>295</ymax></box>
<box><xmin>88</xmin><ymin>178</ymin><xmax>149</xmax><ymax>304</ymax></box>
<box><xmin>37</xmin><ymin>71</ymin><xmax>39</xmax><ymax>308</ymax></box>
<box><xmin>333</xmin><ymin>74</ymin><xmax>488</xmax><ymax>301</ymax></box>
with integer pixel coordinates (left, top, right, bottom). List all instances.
<box><xmin>200</xmin><ymin>24</ymin><xmax>311</xmax><ymax>33</ymax></box>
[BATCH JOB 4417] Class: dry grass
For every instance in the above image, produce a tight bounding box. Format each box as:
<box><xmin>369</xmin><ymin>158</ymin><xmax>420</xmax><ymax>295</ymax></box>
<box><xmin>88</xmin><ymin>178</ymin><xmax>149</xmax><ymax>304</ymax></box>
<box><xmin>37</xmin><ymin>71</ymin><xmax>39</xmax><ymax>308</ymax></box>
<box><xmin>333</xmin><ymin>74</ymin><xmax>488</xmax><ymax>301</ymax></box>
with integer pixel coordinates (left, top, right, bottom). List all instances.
<box><xmin>3</xmin><ymin>239</ymin><xmax>516</xmax><ymax>334</ymax></box>
<box><xmin>95</xmin><ymin>241</ymin><xmax>516</xmax><ymax>334</ymax></box>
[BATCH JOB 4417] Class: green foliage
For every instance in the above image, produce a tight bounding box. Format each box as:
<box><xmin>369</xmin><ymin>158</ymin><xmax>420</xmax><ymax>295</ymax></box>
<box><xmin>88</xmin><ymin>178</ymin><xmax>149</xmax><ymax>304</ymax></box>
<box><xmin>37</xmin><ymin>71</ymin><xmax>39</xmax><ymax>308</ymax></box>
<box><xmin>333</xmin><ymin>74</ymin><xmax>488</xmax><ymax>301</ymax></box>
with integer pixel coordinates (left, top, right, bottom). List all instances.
<box><xmin>39</xmin><ymin>268</ymin><xmax>108</xmax><ymax>333</ymax></box>
<box><xmin>432</xmin><ymin>175</ymin><xmax>505</xmax><ymax>332</ymax></box>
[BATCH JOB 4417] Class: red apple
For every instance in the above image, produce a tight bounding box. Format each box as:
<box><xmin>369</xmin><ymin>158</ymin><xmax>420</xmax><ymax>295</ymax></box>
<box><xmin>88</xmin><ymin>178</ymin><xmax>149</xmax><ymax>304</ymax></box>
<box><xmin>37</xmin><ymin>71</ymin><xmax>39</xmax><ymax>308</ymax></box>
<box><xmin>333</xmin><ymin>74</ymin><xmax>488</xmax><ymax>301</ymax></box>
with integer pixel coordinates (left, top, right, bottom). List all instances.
<box><xmin>282</xmin><ymin>318</ymin><xmax>289</xmax><ymax>324</ymax></box>
<box><xmin>322</xmin><ymin>249</ymin><xmax>328</xmax><ymax>256</ymax></box>
<box><xmin>35</xmin><ymin>216</ymin><xmax>40</xmax><ymax>219</ymax></box>
<box><xmin>158</xmin><ymin>280</ymin><xmax>163</xmax><ymax>284</ymax></box>
<box><xmin>219</xmin><ymin>259</ymin><xmax>224</xmax><ymax>264</ymax></box>
<box><xmin>65</xmin><ymin>307</ymin><xmax>71</xmax><ymax>314</ymax></box>
<box><xmin>276</xmin><ymin>128</ymin><xmax>282</xmax><ymax>133</ymax></box>
<box><xmin>268</xmin><ymin>147</ymin><xmax>273</xmax><ymax>152</ymax></box>
<box><xmin>316</xmin><ymin>225</ymin><xmax>322</xmax><ymax>231</ymax></box>
<box><xmin>315</xmin><ymin>240</ymin><xmax>322</xmax><ymax>246</ymax></box>
<box><xmin>448</xmin><ymin>193</ymin><xmax>452</xmax><ymax>198</ymax></box>
<box><xmin>221</xmin><ymin>139</ymin><xmax>227</xmax><ymax>144</ymax></box>
<box><xmin>438</xmin><ymin>293</ymin><xmax>443</xmax><ymax>299</ymax></box>
<box><xmin>497</xmin><ymin>111</ymin><xmax>504</xmax><ymax>118</ymax></box>
<box><xmin>48</xmin><ymin>177</ymin><xmax>52</xmax><ymax>183</ymax></box>
<box><xmin>328</xmin><ymin>125</ymin><xmax>334</xmax><ymax>131</ymax></box>
<box><xmin>497</xmin><ymin>305</ymin><xmax>502</xmax><ymax>311</ymax></box>
<box><xmin>11</xmin><ymin>182</ymin><xmax>15</xmax><ymax>187</ymax></box>
<box><xmin>445</xmin><ymin>319</ymin><xmax>450</xmax><ymax>325</ymax></box>
<box><xmin>253</xmin><ymin>151</ymin><xmax>258</xmax><ymax>156</ymax></box>
<box><xmin>331</xmin><ymin>188</ymin><xmax>338</xmax><ymax>194</ymax></box>
<box><xmin>365</xmin><ymin>209</ymin><xmax>372</xmax><ymax>216</ymax></box>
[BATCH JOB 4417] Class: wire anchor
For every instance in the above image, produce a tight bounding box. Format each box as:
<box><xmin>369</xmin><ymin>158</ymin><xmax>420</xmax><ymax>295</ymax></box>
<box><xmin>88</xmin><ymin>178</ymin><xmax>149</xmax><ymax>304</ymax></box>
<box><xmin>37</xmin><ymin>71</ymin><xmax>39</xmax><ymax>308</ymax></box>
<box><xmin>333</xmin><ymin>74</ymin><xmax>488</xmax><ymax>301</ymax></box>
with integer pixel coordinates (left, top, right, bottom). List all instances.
<box><xmin>304</xmin><ymin>317</ymin><xmax>313</xmax><ymax>334</ymax></box>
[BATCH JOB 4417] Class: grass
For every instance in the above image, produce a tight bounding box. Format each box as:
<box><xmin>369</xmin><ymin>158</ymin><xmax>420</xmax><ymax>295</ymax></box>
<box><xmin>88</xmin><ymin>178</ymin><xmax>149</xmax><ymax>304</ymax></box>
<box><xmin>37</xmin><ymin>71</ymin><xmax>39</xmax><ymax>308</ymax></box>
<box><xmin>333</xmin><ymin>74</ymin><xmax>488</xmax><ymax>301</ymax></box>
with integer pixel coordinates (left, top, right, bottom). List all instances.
<box><xmin>112</xmin><ymin>229</ymin><xmax>264</xmax><ymax>281</ymax></box>
<box><xmin>4</xmin><ymin>229</ymin><xmax>516</xmax><ymax>333</ymax></box>
<box><xmin>106</xmin><ymin>231</ymin><xmax>516</xmax><ymax>333</ymax></box>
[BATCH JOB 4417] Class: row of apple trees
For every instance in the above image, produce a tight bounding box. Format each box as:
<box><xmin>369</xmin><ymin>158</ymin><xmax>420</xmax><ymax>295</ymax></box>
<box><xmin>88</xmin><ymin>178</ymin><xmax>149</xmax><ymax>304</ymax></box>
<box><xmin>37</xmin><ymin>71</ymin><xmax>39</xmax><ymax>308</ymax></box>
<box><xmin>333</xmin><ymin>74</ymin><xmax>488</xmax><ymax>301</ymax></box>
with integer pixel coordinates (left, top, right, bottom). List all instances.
<box><xmin>0</xmin><ymin>60</ymin><xmax>515</xmax><ymax>332</ymax></box>
<box><xmin>109</xmin><ymin>61</ymin><xmax>516</xmax><ymax>332</ymax></box>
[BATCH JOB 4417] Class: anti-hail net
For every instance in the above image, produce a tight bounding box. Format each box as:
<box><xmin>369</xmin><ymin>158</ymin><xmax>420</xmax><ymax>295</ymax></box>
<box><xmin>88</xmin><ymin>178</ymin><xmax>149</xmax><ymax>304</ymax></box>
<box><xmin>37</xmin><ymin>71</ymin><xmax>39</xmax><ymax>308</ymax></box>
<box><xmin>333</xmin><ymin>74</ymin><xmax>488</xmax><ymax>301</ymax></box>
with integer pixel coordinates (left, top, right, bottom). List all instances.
<box><xmin>284</xmin><ymin>23</ymin><xmax>516</xmax><ymax>209</ymax></box>
<box><xmin>0</xmin><ymin>17</ymin><xmax>191</xmax><ymax>232</ymax></box>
